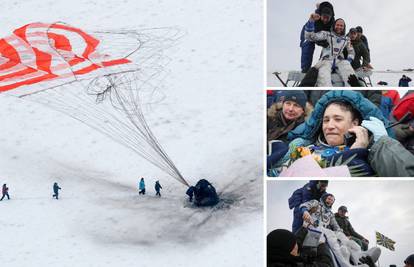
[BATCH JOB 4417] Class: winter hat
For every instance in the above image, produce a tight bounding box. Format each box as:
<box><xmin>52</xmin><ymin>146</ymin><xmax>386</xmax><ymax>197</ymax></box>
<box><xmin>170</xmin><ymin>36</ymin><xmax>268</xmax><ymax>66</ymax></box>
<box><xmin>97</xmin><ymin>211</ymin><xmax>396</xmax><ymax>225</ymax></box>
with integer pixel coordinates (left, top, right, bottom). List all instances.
<box><xmin>405</xmin><ymin>254</ymin><xmax>414</xmax><ymax>265</ymax></box>
<box><xmin>349</xmin><ymin>28</ymin><xmax>357</xmax><ymax>34</ymax></box>
<box><xmin>283</xmin><ymin>90</ymin><xmax>307</xmax><ymax>110</ymax></box>
<box><xmin>338</xmin><ymin>205</ymin><xmax>348</xmax><ymax>212</ymax></box>
<box><xmin>356</xmin><ymin>26</ymin><xmax>363</xmax><ymax>33</ymax></box>
<box><xmin>320</xmin><ymin>7</ymin><xmax>333</xmax><ymax>17</ymax></box>
<box><xmin>267</xmin><ymin>229</ymin><xmax>297</xmax><ymax>257</ymax></box>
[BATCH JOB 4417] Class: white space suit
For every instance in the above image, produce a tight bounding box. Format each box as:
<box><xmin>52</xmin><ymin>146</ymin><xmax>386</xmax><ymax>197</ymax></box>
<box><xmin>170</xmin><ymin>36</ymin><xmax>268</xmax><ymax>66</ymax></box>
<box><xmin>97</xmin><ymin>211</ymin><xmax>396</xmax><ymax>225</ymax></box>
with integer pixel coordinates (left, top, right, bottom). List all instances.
<box><xmin>304</xmin><ymin>21</ymin><xmax>356</xmax><ymax>87</ymax></box>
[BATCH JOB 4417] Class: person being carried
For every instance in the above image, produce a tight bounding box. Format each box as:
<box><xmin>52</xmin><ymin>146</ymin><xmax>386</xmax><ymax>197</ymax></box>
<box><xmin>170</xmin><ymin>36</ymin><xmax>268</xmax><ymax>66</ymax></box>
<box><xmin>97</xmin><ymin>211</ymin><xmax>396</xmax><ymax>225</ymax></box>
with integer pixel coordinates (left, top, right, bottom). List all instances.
<box><xmin>0</xmin><ymin>183</ymin><xmax>10</xmax><ymax>201</ymax></box>
<box><xmin>154</xmin><ymin>180</ymin><xmax>162</xmax><ymax>197</ymax></box>
<box><xmin>335</xmin><ymin>206</ymin><xmax>369</xmax><ymax>251</ymax></box>
<box><xmin>52</xmin><ymin>182</ymin><xmax>62</xmax><ymax>200</ymax></box>
<box><xmin>304</xmin><ymin>16</ymin><xmax>357</xmax><ymax>87</ymax></box>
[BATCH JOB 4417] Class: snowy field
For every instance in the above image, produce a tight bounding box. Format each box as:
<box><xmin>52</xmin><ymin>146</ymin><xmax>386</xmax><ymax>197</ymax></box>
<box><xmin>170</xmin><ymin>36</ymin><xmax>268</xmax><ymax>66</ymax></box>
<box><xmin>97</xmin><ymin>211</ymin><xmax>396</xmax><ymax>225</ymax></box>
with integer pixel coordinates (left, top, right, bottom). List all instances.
<box><xmin>0</xmin><ymin>1</ymin><xmax>263</xmax><ymax>266</ymax></box>
<box><xmin>267</xmin><ymin>70</ymin><xmax>414</xmax><ymax>87</ymax></box>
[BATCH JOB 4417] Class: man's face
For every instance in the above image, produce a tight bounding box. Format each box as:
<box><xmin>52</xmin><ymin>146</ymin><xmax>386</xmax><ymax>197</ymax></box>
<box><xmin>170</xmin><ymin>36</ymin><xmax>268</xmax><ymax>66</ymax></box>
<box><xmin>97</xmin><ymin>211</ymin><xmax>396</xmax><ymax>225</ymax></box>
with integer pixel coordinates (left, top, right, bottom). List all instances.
<box><xmin>338</xmin><ymin>209</ymin><xmax>347</xmax><ymax>217</ymax></box>
<box><xmin>282</xmin><ymin>101</ymin><xmax>304</xmax><ymax>121</ymax></box>
<box><xmin>405</xmin><ymin>263</ymin><xmax>413</xmax><ymax>267</ymax></box>
<box><xmin>357</xmin><ymin>32</ymin><xmax>362</xmax><ymax>38</ymax></box>
<box><xmin>321</xmin><ymin>14</ymin><xmax>331</xmax><ymax>24</ymax></box>
<box><xmin>325</xmin><ymin>195</ymin><xmax>335</xmax><ymax>207</ymax></box>
<box><xmin>334</xmin><ymin>20</ymin><xmax>345</xmax><ymax>35</ymax></box>
<box><xmin>350</xmin><ymin>31</ymin><xmax>357</xmax><ymax>41</ymax></box>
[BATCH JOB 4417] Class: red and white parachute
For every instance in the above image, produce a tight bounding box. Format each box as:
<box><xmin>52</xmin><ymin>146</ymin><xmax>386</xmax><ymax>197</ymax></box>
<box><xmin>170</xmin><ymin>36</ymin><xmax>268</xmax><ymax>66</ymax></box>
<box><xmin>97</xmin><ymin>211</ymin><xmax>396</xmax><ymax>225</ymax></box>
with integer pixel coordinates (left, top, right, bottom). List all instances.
<box><xmin>0</xmin><ymin>22</ymin><xmax>133</xmax><ymax>95</ymax></box>
<box><xmin>0</xmin><ymin>22</ymin><xmax>188</xmax><ymax>186</ymax></box>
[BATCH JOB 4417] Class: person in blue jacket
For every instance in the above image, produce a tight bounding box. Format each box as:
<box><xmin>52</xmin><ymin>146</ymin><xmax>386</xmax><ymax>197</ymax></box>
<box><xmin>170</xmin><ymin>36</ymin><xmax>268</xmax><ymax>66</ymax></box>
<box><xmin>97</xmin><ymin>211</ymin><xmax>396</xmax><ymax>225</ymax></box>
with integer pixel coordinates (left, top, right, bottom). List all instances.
<box><xmin>300</xmin><ymin>2</ymin><xmax>335</xmax><ymax>73</ymax></box>
<box><xmin>288</xmin><ymin>180</ymin><xmax>329</xmax><ymax>233</ymax></box>
<box><xmin>138</xmin><ymin>177</ymin><xmax>145</xmax><ymax>195</ymax></box>
<box><xmin>52</xmin><ymin>182</ymin><xmax>61</xmax><ymax>199</ymax></box>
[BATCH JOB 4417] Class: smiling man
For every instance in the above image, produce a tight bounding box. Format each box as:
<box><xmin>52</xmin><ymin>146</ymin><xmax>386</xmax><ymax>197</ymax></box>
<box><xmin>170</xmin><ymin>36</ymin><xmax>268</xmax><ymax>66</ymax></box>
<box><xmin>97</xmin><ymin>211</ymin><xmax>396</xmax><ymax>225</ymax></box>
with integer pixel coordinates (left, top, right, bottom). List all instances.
<box><xmin>267</xmin><ymin>90</ymin><xmax>307</xmax><ymax>143</ymax></box>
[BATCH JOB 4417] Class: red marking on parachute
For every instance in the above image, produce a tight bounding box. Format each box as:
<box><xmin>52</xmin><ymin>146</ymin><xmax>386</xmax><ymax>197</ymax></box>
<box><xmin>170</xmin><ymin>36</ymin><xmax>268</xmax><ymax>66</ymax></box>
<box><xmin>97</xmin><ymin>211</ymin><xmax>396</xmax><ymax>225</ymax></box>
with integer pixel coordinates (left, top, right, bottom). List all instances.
<box><xmin>47</xmin><ymin>32</ymin><xmax>72</xmax><ymax>51</ymax></box>
<box><xmin>0</xmin><ymin>39</ymin><xmax>21</xmax><ymax>71</ymax></box>
<box><xmin>0</xmin><ymin>22</ymin><xmax>131</xmax><ymax>92</ymax></box>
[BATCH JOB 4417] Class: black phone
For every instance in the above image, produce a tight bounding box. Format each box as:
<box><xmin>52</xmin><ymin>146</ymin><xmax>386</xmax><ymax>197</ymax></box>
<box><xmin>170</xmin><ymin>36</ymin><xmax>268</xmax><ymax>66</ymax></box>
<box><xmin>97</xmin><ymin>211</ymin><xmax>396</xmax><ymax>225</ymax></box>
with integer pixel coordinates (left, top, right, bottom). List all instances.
<box><xmin>344</xmin><ymin>132</ymin><xmax>356</xmax><ymax>147</ymax></box>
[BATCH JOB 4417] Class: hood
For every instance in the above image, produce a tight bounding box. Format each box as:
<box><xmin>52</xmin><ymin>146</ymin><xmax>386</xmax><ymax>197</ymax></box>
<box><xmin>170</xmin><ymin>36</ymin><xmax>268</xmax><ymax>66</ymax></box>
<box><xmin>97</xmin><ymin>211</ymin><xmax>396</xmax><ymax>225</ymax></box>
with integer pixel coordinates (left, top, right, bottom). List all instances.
<box><xmin>288</xmin><ymin>90</ymin><xmax>390</xmax><ymax>141</ymax></box>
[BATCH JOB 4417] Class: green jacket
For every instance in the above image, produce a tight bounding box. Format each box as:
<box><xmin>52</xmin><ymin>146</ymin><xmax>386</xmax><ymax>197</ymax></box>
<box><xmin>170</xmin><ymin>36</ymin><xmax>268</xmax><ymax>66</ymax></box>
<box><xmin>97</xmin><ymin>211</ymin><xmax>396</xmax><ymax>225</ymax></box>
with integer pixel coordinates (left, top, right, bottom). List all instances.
<box><xmin>351</xmin><ymin>38</ymin><xmax>370</xmax><ymax>70</ymax></box>
<box><xmin>267</xmin><ymin>110</ymin><xmax>304</xmax><ymax>143</ymax></box>
<box><xmin>369</xmin><ymin>136</ymin><xmax>414</xmax><ymax>176</ymax></box>
<box><xmin>334</xmin><ymin>213</ymin><xmax>365</xmax><ymax>240</ymax></box>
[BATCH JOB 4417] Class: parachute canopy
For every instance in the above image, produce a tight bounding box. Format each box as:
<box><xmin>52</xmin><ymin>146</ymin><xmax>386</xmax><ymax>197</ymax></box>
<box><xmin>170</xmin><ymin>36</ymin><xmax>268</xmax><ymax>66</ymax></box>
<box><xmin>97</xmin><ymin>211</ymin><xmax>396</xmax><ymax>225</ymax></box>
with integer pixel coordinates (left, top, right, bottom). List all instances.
<box><xmin>0</xmin><ymin>22</ymin><xmax>130</xmax><ymax>95</ymax></box>
<box><xmin>0</xmin><ymin>22</ymin><xmax>189</xmax><ymax>187</ymax></box>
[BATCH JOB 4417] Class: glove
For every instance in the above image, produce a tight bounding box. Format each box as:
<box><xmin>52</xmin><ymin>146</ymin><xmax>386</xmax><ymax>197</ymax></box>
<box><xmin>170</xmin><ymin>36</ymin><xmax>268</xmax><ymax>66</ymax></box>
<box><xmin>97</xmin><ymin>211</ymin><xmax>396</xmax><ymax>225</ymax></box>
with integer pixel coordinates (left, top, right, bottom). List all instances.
<box><xmin>359</xmin><ymin>256</ymin><xmax>376</xmax><ymax>267</ymax></box>
<box><xmin>347</xmin><ymin>57</ymin><xmax>353</xmax><ymax>63</ymax></box>
<box><xmin>361</xmin><ymin>116</ymin><xmax>388</xmax><ymax>142</ymax></box>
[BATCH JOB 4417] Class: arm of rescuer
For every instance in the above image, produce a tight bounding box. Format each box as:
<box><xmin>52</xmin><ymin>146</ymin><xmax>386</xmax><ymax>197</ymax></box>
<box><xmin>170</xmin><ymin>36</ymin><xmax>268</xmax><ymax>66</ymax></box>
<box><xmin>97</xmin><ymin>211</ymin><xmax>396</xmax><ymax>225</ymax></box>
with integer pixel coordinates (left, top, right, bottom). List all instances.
<box><xmin>304</xmin><ymin>14</ymin><xmax>329</xmax><ymax>42</ymax></box>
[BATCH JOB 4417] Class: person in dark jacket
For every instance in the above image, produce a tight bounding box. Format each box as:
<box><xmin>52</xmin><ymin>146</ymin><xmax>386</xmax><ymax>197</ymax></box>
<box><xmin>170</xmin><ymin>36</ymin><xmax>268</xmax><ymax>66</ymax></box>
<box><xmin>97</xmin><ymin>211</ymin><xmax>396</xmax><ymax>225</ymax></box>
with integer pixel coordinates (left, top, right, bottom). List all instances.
<box><xmin>399</xmin><ymin>75</ymin><xmax>412</xmax><ymax>87</ymax></box>
<box><xmin>154</xmin><ymin>180</ymin><xmax>162</xmax><ymax>197</ymax></box>
<box><xmin>300</xmin><ymin>2</ymin><xmax>335</xmax><ymax>73</ymax></box>
<box><xmin>267</xmin><ymin>229</ymin><xmax>333</xmax><ymax>267</ymax></box>
<box><xmin>52</xmin><ymin>182</ymin><xmax>61</xmax><ymax>200</ymax></box>
<box><xmin>334</xmin><ymin>206</ymin><xmax>369</xmax><ymax>251</ymax></box>
<box><xmin>186</xmin><ymin>186</ymin><xmax>195</xmax><ymax>202</ymax></box>
<box><xmin>268</xmin><ymin>90</ymin><xmax>307</xmax><ymax>143</ymax></box>
<box><xmin>355</xmin><ymin>26</ymin><xmax>369</xmax><ymax>52</ymax></box>
<box><xmin>1</xmin><ymin>183</ymin><xmax>10</xmax><ymax>201</ymax></box>
<box><xmin>288</xmin><ymin>180</ymin><xmax>329</xmax><ymax>233</ymax></box>
<box><xmin>348</xmin><ymin>28</ymin><xmax>372</xmax><ymax>71</ymax></box>
<box><xmin>193</xmin><ymin>179</ymin><xmax>219</xmax><ymax>206</ymax></box>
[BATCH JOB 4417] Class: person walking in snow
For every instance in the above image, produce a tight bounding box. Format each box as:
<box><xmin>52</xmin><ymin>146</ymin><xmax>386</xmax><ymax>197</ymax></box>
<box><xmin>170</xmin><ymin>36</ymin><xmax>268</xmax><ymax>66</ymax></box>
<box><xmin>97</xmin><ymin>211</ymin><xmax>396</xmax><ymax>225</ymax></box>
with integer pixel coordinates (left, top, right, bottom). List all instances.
<box><xmin>0</xmin><ymin>183</ymin><xmax>10</xmax><ymax>201</ymax></box>
<box><xmin>52</xmin><ymin>182</ymin><xmax>61</xmax><ymax>200</ymax></box>
<box><xmin>138</xmin><ymin>177</ymin><xmax>145</xmax><ymax>195</ymax></box>
<box><xmin>304</xmin><ymin>16</ymin><xmax>357</xmax><ymax>86</ymax></box>
<box><xmin>154</xmin><ymin>181</ymin><xmax>162</xmax><ymax>197</ymax></box>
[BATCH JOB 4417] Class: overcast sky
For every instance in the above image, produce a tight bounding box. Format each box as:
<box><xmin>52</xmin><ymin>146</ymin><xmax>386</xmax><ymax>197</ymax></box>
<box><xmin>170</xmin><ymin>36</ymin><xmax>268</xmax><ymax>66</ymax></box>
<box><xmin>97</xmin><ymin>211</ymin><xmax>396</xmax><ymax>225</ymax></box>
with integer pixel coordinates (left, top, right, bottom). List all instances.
<box><xmin>267</xmin><ymin>0</ymin><xmax>414</xmax><ymax>73</ymax></box>
<box><xmin>267</xmin><ymin>180</ymin><xmax>414</xmax><ymax>267</ymax></box>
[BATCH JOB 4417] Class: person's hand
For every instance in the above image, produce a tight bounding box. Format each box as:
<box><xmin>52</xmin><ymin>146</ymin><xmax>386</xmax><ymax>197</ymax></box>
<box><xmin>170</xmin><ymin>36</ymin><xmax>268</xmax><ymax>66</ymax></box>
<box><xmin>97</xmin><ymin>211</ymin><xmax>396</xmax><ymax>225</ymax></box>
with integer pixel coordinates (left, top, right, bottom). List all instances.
<box><xmin>349</xmin><ymin>126</ymin><xmax>370</xmax><ymax>149</ymax></box>
<box><xmin>361</xmin><ymin>116</ymin><xmax>388</xmax><ymax>142</ymax></box>
<box><xmin>303</xmin><ymin>211</ymin><xmax>311</xmax><ymax>222</ymax></box>
<box><xmin>365</xmin><ymin>63</ymin><xmax>374</xmax><ymax>69</ymax></box>
<box><xmin>360</xmin><ymin>256</ymin><xmax>376</xmax><ymax>267</ymax></box>
<box><xmin>310</xmin><ymin>13</ymin><xmax>320</xmax><ymax>21</ymax></box>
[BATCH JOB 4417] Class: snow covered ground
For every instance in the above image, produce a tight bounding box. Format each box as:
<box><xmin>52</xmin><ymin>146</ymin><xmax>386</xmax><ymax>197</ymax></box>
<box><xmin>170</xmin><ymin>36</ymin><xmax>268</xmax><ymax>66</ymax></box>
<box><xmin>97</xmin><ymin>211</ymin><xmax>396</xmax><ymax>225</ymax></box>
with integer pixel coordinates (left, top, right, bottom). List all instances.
<box><xmin>267</xmin><ymin>70</ymin><xmax>414</xmax><ymax>87</ymax></box>
<box><xmin>0</xmin><ymin>1</ymin><xmax>263</xmax><ymax>266</ymax></box>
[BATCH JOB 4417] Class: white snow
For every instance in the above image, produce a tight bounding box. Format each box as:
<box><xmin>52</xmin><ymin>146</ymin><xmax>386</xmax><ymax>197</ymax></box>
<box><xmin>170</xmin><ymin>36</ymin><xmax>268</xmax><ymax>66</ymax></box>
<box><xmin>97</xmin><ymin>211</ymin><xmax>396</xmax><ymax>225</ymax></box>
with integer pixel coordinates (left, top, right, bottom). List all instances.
<box><xmin>0</xmin><ymin>1</ymin><xmax>263</xmax><ymax>266</ymax></box>
<box><xmin>267</xmin><ymin>70</ymin><xmax>414</xmax><ymax>88</ymax></box>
